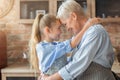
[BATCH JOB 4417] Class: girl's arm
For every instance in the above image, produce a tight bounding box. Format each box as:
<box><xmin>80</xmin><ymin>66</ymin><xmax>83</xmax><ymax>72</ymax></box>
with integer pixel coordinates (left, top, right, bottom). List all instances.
<box><xmin>71</xmin><ymin>18</ymin><xmax>101</xmax><ymax>48</ymax></box>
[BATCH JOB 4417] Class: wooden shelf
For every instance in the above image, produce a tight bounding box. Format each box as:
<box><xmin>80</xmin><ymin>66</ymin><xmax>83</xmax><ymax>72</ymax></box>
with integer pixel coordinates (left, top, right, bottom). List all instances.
<box><xmin>20</xmin><ymin>0</ymin><xmax>49</xmax><ymax>19</ymax></box>
<box><xmin>91</xmin><ymin>0</ymin><xmax>120</xmax><ymax>23</ymax></box>
<box><xmin>18</xmin><ymin>0</ymin><xmax>120</xmax><ymax>24</ymax></box>
<box><xmin>19</xmin><ymin>0</ymin><xmax>91</xmax><ymax>24</ymax></box>
<box><xmin>19</xmin><ymin>19</ymin><xmax>34</xmax><ymax>24</ymax></box>
<box><xmin>100</xmin><ymin>18</ymin><xmax>120</xmax><ymax>23</ymax></box>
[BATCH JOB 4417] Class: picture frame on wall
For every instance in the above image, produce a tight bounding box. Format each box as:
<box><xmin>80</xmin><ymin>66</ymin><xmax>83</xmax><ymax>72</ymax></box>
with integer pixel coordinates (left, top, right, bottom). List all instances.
<box><xmin>36</xmin><ymin>10</ymin><xmax>46</xmax><ymax>16</ymax></box>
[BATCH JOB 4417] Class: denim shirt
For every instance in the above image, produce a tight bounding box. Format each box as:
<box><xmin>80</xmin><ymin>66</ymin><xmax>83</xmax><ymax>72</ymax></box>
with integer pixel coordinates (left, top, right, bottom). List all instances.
<box><xmin>58</xmin><ymin>24</ymin><xmax>115</xmax><ymax>80</ymax></box>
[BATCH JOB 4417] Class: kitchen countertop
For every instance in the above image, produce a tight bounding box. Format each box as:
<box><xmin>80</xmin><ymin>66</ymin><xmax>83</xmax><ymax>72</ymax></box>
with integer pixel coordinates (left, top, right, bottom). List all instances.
<box><xmin>1</xmin><ymin>62</ymin><xmax>40</xmax><ymax>80</ymax></box>
<box><xmin>1</xmin><ymin>61</ymin><xmax>120</xmax><ymax>76</ymax></box>
<box><xmin>1</xmin><ymin>62</ymin><xmax>40</xmax><ymax>74</ymax></box>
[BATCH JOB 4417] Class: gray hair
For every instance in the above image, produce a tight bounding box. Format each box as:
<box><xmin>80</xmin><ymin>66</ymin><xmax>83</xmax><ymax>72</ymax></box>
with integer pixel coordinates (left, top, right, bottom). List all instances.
<box><xmin>57</xmin><ymin>0</ymin><xmax>86</xmax><ymax>19</ymax></box>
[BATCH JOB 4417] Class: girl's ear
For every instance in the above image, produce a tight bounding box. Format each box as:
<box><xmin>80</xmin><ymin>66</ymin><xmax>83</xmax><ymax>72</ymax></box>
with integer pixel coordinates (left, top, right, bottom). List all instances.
<box><xmin>44</xmin><ymin>26</ymin><xmax>50</xmax><ymax>34</ymax></box>
<box><xmin>70</xmin><ymin>12</ymin><xmax>77</xmax><ymax>20</ymax></box>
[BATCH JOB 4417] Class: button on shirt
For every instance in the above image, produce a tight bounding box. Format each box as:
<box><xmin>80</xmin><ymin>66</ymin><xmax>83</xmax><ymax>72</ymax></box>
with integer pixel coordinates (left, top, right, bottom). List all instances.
<box><xmin>36</xmin><ymin>40</ymin><xmax>72</xmax><ymax>73</ymax></box>
<box><xmin>58</xmin><ymin>24</ymin><xmax>115</xmax><ymax>80</ymax></box>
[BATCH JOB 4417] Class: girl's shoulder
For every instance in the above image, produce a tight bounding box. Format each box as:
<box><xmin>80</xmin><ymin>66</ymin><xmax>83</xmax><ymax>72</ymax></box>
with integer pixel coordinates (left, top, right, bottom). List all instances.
<box><xmin>36</xmin><ymin>41</ymin><xmax>57</xmax><ymax>49</ymax></box>
<box><xmin>36</xmin><ymin>41</ymin><xmax>50</xmax><ymax>48</ymax></box>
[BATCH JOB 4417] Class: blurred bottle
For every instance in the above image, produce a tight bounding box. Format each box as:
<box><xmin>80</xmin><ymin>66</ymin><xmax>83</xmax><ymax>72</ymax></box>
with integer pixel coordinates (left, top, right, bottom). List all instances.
<box><xmin>29</xmin><ymin>8</ymin><xmax>35</xmax><ymax>19</ymax></box>
<box><xmin>83</xmin><ymin>2</ymin><xmax>87</xmax><ymax>14</ymax></box>
<box><xmin>102</xmin><ymin>13</ymin><xmax>106</xmax><ymax>18</ymax></box>
<box><xmin>21</xmin><ymin>3</ymin><xmax>28</xmax><ymax>19</ymax></box>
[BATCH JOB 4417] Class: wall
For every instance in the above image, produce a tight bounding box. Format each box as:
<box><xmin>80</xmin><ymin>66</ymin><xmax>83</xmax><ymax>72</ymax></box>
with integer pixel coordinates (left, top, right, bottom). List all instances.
<box><xmin>103</xmin><ymin>23</ymin><xmax>120</xmax><ymax>49</ymax></box>
<box><xmin>0</xmin><ymin>1</ymin><xmax>120</xmax><ymax>64</ymax></box>
<box><xmin>0</xmin><ymin>0</ymin><xmax>31</xmax><ymax>63</ymax></box>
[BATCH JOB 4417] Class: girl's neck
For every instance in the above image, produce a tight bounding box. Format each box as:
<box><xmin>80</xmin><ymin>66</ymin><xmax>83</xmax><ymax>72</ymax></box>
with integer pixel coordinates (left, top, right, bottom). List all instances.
<box><xmin>41</xmin><ymin>34</ymin><xmax>53</xmax><ymax>42</ymax></box>
<box><xmin>44</xmin><ymin>37</ymin><xmax>53</xmax><ymax>42</ymax></box>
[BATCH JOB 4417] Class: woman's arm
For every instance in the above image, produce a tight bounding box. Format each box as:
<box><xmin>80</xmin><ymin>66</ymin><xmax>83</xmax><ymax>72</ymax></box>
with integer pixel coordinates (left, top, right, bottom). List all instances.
<box><xmin>41</xmin><ymin>23</ymin><xmax>103</xmax><ymax>80</ymax></box>
<box><xmin>70</xmin><ymin>18</ymin><xmax>101</xmax><ymax>48</ymax></box>
<box><xmin>41</xmin><ymin>72</ymin><xmax>62</xmax><ymax>80</ymax></box>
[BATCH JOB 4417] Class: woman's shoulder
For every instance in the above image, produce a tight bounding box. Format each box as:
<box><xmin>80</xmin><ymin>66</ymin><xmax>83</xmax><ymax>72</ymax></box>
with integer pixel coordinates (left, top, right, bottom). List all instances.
<box><xmin>86</xmin><ymin>24</ymin><xmax>106</xmax><ymax>35</ymax></box>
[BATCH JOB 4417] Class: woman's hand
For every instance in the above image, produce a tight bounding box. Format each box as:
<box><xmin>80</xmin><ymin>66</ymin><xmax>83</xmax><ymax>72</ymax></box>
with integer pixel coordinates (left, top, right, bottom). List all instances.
<box><xmin>83</xmin><ymin>17</ymin><xmax>101</xmax><ymax>30</ymax></box>
<box><xmin>38</xmin><ymin>73</ymin><xmax>51</xmax><ymax>80</ymax></box>
<box><xmin>90</xmin><ymin>17</ymin><xmax>101</xmax><ymax>24</ymax></box>
<box><xmin>38</xmin><ymin>72</ymin><xmax>62</xmax><ymax>80</ymax></box>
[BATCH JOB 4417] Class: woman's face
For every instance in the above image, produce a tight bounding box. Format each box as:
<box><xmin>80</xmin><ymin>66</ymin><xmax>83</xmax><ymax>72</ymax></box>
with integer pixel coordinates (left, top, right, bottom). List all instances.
<box><xmin>49</xmin><ymin>20</ymin><xmax>62</xmax><ymax>41</ymax></box>
<box><xmin>60</xmin><ymin>13</ymin><xmax>81</xmax><ymax>35</ymax></box>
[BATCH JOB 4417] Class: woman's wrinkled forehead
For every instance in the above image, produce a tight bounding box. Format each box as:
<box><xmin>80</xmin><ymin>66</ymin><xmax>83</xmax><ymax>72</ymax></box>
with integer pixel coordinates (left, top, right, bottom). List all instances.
<box><xmin>59</xmin><ymin>18</ymin><xmax>66</xmax><ymax>25</ymax></box>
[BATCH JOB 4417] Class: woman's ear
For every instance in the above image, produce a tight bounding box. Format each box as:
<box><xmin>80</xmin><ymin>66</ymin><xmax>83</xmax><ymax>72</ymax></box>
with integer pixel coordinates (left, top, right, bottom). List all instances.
<box><xmin>71</xmin><ymin>12</ymin><xmax>77</xmax><ymax>20</ymax></box>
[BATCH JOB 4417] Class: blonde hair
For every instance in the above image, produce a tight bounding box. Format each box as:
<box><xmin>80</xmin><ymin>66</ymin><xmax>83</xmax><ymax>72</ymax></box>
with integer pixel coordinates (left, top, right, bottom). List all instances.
<box><xmin>57</xmin><ymin>0</ymin><xmax>86</xmax><ymax>19</ymax></box>
<box><xmin>29</xmin><ymin>14</ymin><xmax>58</xmax><ymax>70</ymax></box>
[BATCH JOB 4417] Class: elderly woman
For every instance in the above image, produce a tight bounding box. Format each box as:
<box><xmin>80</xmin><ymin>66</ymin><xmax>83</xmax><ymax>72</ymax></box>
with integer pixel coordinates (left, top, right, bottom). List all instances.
<box><xmin>42</xmin><ymin>0</ymin><xmax>115</xmax><ymax>80</ymax></box>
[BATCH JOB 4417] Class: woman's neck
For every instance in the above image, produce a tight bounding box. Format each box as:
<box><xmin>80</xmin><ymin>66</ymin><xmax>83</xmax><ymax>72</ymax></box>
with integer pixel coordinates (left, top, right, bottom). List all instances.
<box><xmin>82</xmin><ymin>16</ymin><xmax>88</xmax><ymax>25</ymax></box>
<box><xmin>79</xmin><ymin>17</ymin><xmax>89</xmax><ymax>29</ymax></box>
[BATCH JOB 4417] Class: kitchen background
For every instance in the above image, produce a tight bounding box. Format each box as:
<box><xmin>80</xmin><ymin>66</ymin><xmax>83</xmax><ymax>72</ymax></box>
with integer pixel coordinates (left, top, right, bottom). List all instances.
<box><xmin>0</xmin><ymin>0</ymin><xmax>120</xmax><ymax>65</ymax></box>
<box><xmin>0</xmin><ymin>0</ymin><xmax>120</xmax><ymax>80</ymax></box>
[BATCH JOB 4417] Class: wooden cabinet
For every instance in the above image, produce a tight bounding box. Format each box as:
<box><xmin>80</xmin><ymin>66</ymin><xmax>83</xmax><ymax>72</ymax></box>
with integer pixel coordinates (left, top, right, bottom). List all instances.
<box><xmin>19</xmin><ymin>0</ymin><xmax>61</xmax><ymax>24</ymax></box>
<box><xmin>19</xmin><ymin>0</ymin><xmax>49</xmax><ymax>24</ymax></box>
<box><xmin>0</xmin><ymin>30</ymin><xmax>7</xmax><ymax>69</ymax></box>
<box><xmin>20</xmin><ymin>0</ymin><xmax>49</xmax><ymax>19</ymax></box>
<box><xmin>19</xmin><ymin>0</ymin><xmax>120</xmax><ymax>24</ymax></box>
<box><xmin>19</xmin><ymin>0</ymin><xmax>91</xmax><ymax>19</ymax></box>
<box><xmin>18</xmin><ymin>0</ymin><xmax>91</xmax><ymax>24</ymax></box>
<box><xmin>0</xmin><ymin>29</ymin><xmax>7</xmax><ymax>80</ymax></box>
<box><xmin>57</xmin><ymin>0</ymin><xmax>91</xmax><ymax>17</ymax></box>
<box><xmin>91</xmin><ymin>0</ymin><xmax>120</xmax><ymax>22</ymax></box>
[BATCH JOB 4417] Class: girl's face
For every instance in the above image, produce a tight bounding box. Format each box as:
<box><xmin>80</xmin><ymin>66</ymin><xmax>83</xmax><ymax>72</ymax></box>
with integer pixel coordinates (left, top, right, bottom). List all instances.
<box><xmin>49</xmin><ymin>20</ymin><xmax>62</xmax><ymax>41</ymax></box>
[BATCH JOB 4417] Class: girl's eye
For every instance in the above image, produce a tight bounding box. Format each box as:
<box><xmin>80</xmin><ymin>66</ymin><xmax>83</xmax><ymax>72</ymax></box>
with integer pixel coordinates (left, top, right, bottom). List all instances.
<box><xmin>58</xmin><ymin>27</ymin><xmax>61</xmax><ymax>29</ymax></box>
<box><xmin>57</xmin><ymin>25</ymin><xmax>62</xmax><ymax>29</ymax></box>
<box><xmin>63</xmin><ymin>24</ymin><xmax>67</xmax><ymax>27</ymax></box>
<box><xmin>63</xmin><ymin>24</ymin><xmax>66</xmax><ymax>26</ymax></box>
<box><xmin>61</xmin><ymin>24</ymin><xmax>66</xmax><ymax>27</ymax></box>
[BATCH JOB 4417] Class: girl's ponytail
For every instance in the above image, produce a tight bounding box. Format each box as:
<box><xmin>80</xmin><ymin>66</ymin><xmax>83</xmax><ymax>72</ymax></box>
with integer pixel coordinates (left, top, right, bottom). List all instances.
<box><xmin>29</xmin><ymin>14</ymin><xmax>43</xmax><ymax>70</ymax></box>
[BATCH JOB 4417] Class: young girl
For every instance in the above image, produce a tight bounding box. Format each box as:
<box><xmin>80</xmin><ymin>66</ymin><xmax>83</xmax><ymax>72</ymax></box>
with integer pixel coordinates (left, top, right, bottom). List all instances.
<box><xmin>29</xmin><ymin>14</ymin><xmax>99</xmax><ymax>76</ymax></box>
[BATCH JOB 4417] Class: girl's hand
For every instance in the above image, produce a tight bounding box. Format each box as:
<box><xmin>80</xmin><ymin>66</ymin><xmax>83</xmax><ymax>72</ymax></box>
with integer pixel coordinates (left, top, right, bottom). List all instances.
<box><xmin>83</xmin><ymin>17</ymin><xmax>101</xmax><ymax>30</ymax></box>
<box><xmin>89</xmin><ymin>17</ymin><xmax>101</xmax><ymax>25</ymax></box>
<box><xmin>37</xmin><ymin>75</ymin><xmax>41</xmax><ymax>80</ymax></box>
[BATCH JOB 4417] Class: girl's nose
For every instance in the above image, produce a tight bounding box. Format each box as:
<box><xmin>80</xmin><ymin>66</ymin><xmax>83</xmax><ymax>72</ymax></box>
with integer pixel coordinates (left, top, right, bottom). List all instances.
<box><xmin>59</xmin><ymin>31</ymin><xmax>61</xmax><ymax>34</ymax></box>
<box><xmin>67</xmin><ymin>28</ymin><xmax>72</xmax><ymax>32</ymax></box>
<box><xmin>59</xmin><ymin>29</ymin><xmax>62</xmax><ymax>34</ymax></box>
